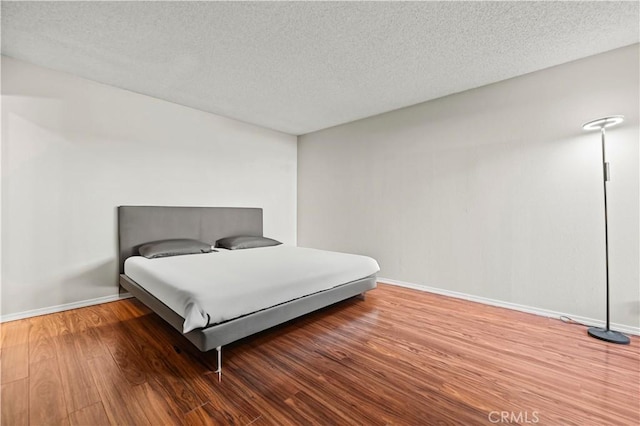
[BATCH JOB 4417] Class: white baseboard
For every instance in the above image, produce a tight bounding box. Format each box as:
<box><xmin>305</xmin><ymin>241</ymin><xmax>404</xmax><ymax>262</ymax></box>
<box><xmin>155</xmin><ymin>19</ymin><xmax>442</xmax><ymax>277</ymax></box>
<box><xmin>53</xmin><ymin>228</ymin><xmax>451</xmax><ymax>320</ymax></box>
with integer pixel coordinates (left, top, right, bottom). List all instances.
<box><xmin>378</xmin><ymin>277</ymin><xmax>640</xmax><ymax>336</ymax></box>
<box><xmin>0</xmin><ymin>293</ymin><xmax>133</xmax><ymax>323</ymax></box>
<box><xmin>3</xmin><ymin>280</ymin><xmax>638</xmax><ymax>337</ymax></box>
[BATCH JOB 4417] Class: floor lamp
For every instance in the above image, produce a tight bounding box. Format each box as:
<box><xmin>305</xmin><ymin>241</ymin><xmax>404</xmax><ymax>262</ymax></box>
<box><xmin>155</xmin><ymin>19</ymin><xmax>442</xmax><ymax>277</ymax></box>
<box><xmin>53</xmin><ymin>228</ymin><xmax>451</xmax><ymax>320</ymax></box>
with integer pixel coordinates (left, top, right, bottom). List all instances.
<box><xmin>582</xmin><ymin>115</ymin><xmax>630</xmax><ymax>345</ymax></box>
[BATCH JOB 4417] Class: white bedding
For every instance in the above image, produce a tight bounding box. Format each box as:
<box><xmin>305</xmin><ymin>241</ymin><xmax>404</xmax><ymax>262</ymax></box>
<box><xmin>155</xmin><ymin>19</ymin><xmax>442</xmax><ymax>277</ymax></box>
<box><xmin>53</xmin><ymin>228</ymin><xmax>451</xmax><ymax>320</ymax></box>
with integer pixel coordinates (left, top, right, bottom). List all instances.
<box><xmin>124</xmin><ymin>245</ymin><xmax>380</xmax><ymax>333</ymax></box>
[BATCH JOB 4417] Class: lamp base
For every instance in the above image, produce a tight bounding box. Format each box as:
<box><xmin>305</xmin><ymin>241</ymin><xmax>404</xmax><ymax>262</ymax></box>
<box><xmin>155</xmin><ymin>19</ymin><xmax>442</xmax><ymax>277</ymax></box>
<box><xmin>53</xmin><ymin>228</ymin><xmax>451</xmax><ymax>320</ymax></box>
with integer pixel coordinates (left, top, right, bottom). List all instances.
<box><xmin>587</xmin><ymin>327</ymin><xmax>630</xmax><ymax>345</ymax></box>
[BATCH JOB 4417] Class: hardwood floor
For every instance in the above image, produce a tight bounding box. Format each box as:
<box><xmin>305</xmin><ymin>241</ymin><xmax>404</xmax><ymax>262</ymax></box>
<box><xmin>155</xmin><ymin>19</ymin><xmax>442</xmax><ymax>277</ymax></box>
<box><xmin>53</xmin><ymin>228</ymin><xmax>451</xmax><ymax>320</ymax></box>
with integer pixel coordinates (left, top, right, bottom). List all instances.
<box><xmin>1</xmin><ymin>284</ymin><xmax>638</xmax><ymax>425</ymax></box>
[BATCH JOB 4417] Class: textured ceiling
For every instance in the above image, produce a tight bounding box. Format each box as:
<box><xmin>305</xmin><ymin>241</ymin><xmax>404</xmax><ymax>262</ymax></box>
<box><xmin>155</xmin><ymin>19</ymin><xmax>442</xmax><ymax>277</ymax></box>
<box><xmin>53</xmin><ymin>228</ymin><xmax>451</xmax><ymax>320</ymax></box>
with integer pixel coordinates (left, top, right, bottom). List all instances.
<box><xmin>2</xmin><ymin>1</ymin><xmax>638</xmax><ymax>135</ymax></box>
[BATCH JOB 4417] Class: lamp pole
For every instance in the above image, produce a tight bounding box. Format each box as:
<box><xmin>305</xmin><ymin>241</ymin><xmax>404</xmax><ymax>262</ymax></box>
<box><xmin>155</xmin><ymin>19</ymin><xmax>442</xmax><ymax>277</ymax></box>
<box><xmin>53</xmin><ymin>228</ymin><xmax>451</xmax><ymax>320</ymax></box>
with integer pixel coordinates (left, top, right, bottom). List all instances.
<box><xmin>600</xmin><ymin>126</ymin><xmax>610</xmax><ymax>332</ymax></box>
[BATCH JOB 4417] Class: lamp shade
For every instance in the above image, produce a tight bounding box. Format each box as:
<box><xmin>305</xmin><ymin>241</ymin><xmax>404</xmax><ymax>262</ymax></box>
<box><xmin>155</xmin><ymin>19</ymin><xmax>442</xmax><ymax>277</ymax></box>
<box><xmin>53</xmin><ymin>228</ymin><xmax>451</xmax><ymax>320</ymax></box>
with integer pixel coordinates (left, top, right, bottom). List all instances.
<box><xmin>582</xmin><ymin>115</ymin><xmax>624</xmax><ymax>131</ymax></box>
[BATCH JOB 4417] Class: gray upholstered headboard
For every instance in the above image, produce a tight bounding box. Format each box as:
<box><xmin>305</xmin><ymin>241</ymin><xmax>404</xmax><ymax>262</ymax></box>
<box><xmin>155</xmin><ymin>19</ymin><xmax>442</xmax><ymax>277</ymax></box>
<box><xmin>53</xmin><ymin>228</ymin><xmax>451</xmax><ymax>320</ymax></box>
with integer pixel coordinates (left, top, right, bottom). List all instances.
<box><xmin>118</xmin><ymin>206</ymin><xmax>263</xmax><ymax>273</ymax></box>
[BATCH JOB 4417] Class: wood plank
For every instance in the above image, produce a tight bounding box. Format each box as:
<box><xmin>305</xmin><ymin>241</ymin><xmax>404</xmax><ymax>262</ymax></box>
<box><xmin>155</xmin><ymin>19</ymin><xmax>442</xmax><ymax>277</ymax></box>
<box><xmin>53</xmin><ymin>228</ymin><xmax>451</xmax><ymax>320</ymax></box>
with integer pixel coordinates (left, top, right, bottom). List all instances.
<box><xmin>128</xmin><ymin>315</ymin><xmax>261</xmax><ymax>423</ymax></box>
<box><xmin>63</xmin><ymin>309</ymin><xmax>109</xmax><ymax>359</ymax></box>
<box><xmin>86</xmin><ymin>355</ymin><xmax>150</xmax><ymax>426</ymax></box>
<box><xmin>44</xmin><ymin>312</ymin><xmax>71</xmax><ymax>338</ymax></box>
<box><xmin>1</xmin><ymin>320</ymin><xmax>30</xmax><ymax>385</ymax></box>
<box><xmin>183</xmin><ymin>403</ymin><xmax>218</xmax><ymax>426</ymax></box>
<box><xmin>89</xmin><ymin>304</ymin><xmax>148</xmax><ymax>386</ymax></box>
<box><xmin>109</xmin><ymin>297</ymin><xmax>151</xmax><ymax>321</ymax></box>
<box><xmin>283</xmin><ymin>389</ymin><xmax>354</xmax><ymax>425</ymax></box>
<box><xmin>55</xmin><ymin>332</ymin><xmax>101</xmax><ymax>413</ymax></box>
<box><xmin>29</xmin><ymin>357</ymin><xmax>68</xmax><ymax>425</ymax></box>
<box><xmin>183</xmin><ymin>401</ymin><xmax>255</xmax><ymax>426</ymax></box>
<box><xmin>131</xmin><ymin>381</ymin><xmax>184</xmax><ymax>426</ymax></box>
<box><xmin>84</xmin><ymin>303</ymin><xmax>121</xmax><ymax>329</ymax></box>
<box><xmin>198</xmin><ymin>370</ymin><xmax>267</xmax><ymax>425</ymax></box>
<box><xmin>0</xmin><ymin>345</ymin><xmax>29</xmax><ymax>384</ymax></box>
<box><xmin>288</xmin><ymin>316</ymin><xmax>508</xmax><ymax>423</ymax></box>
<box><xmin>263</xmin><ymin>337</ymin><xmax>439</xmax><ymax>425</ymax></box>
<box><xmin>212</xmin><ymin>357</ymin><xmax>314</xmax><ymax>426</ymax></box>
<box><xmin>28</xmin><ymin>316</ymin><xmax>56</xmax><ymax>364</ymax></box>
<box><xmin>118</xmin><ymin>315</ymin><xmax>204</xmax><ymax>414</ymax></box>
<box><xmin>1</xmin><ymin>378</ymin><xmax>29</xmax><ymax>426</ymax></box>
<box><xmin>0</xmin><ymin>320</ymin><xmax>29</xmax><ymax>348</ymax></box>
<box><xmin>68</xmin><ymin>402</ymin><xmax>110</xmax><ymax>426</ymax></box>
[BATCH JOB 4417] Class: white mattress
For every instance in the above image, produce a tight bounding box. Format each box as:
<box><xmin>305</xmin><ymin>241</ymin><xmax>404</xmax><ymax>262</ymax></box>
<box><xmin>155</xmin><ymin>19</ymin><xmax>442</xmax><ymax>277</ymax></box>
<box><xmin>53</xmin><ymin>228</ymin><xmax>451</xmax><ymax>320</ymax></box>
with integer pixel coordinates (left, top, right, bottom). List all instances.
<box><xmin>124</xmin><ymin>245</ymin><xmax>380</xmax><ymax>333</ymax></box>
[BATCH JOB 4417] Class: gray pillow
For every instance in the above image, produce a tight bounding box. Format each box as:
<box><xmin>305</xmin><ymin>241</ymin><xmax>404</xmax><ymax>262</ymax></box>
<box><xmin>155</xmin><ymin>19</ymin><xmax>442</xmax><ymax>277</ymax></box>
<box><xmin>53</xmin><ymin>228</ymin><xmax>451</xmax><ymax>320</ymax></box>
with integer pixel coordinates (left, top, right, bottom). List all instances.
<box><xmin>138</xmin><ymin>238</ymin><xmax>213</xmax><ymax>259</ymax></box>
<box><xmin>215</xmin><ymin>236</ymin><xmax>282</xmax><ymax>250</ymax></box>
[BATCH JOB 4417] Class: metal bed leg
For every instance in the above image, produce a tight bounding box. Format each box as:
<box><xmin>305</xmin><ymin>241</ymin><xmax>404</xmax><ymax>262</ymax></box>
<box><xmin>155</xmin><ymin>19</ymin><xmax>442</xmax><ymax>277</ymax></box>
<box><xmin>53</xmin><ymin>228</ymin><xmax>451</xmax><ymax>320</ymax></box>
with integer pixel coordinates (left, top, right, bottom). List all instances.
<box><xmin>214</xmin><ymin>346</ymin><xmax>222</xmax><ymax>381</ymax></box>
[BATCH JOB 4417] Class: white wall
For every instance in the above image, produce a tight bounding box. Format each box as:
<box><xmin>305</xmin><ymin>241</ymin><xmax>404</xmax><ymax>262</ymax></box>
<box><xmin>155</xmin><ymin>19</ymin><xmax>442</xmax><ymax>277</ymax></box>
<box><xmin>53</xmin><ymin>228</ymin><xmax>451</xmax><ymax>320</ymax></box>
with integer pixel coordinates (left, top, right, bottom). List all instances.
<box><xmin>298</xmin><ymin>45</ymin><xmax>639</xmax><ymax>329</ymax></box>
<box><xmin>1</xmin><ymin>56</ymin><xmax>297</xmax><ymax>317</ymax></box>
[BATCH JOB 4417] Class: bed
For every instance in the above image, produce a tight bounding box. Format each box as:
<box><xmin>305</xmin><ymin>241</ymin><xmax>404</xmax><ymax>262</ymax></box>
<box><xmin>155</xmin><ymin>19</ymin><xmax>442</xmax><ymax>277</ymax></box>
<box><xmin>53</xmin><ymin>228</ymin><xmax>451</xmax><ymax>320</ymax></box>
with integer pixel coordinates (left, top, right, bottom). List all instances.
<box><xmin>118</xmin><ymin>206</ymin><xmax>378</xmax><ymax>377</ymax></box>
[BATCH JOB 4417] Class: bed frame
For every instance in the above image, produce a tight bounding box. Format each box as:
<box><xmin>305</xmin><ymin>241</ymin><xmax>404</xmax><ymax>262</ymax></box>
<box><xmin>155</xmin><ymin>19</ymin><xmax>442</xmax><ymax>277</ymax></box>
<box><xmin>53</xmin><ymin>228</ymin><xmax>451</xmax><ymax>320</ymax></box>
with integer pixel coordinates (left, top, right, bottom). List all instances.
<box><xmin>117</xmin><ymin>206</ymin><xmax>377</xmax><ymax>378</ymax></box>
